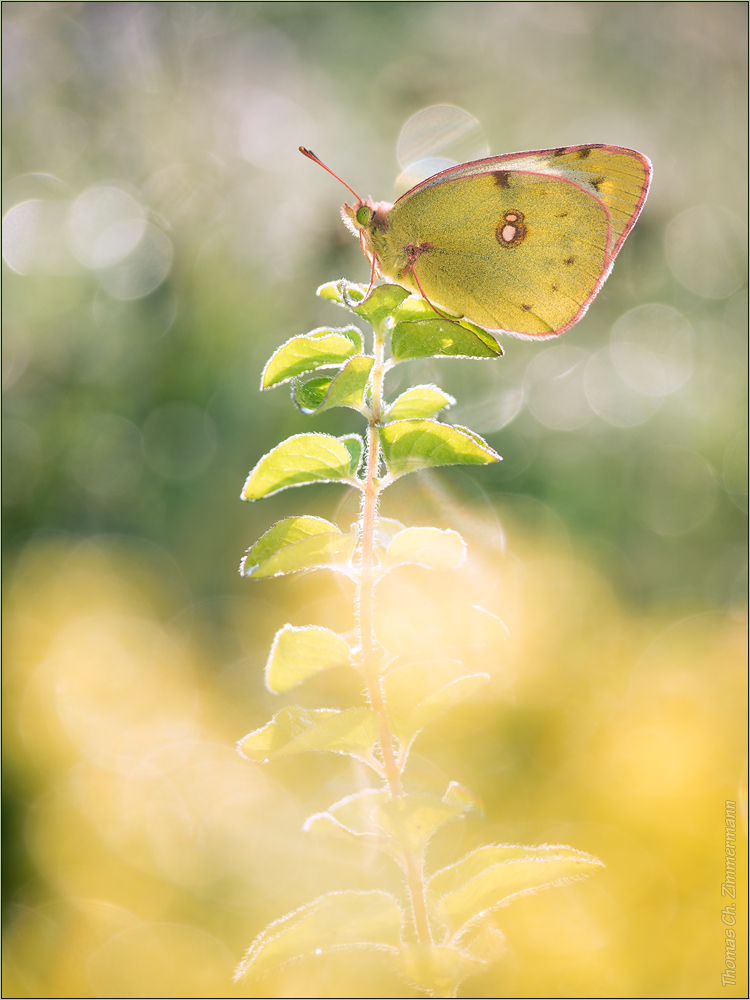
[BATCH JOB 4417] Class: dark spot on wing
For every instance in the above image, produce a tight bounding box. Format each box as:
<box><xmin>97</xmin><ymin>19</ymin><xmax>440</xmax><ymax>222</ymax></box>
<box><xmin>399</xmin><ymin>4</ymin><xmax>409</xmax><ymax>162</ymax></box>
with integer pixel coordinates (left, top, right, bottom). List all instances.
<box><xmin>564</xmin><ymin>256</ymin><xmax>574</xmax><ymax>266</ymax></box>
<box><xmin>590</xmin><ymin>176</ymin><xmax>605</xmax><ymax>192</ymax></box>
<box><xmin>577</xmin><ymin>148</ymin><xmax>591</xmax><ymax>160</ymax></box>
<box><xmin>492</xmin><ymin>171</ymin><xmax>510</xmax><ymax>188</ymax></box>
<box><xmin>496</xmin><ymin>210</ymin><xmax>527</xmax><ymax>248</ymax></box>
<box><xmin>557</xmin><ymin>211</ymin><xmax>568</xmax><ymax>218</ymax></box>
<box><xmin>551</xmin><ymin>284</ymin><xmax>558</xmax><ymax>291</ymax></box>
<box><xmin>552</xmin><ymin>147</ymin><xmax>567</xmax><ymax>157</ymax></box>
<box><xmin>521</xmin><ymin>304</ymin><xmax>532</xmax><ymax>311</ymax></box>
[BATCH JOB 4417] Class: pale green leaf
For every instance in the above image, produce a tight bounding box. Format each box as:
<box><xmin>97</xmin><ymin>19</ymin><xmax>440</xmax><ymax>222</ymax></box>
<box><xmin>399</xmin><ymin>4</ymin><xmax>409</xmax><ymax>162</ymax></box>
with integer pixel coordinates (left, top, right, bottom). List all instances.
<box><xmin>456</xmin><ymin>921</ymin><xmax>507</xmax><ymax>964</ymax></box>
<box><xmin>238</xmin><ymin>706</ymin><xmax>380</xmax><ymax>764</ymax></box>
<box><xmin>384</xmin><ymin>526</ymin><xmax>466</xmax><ymax>572</ymax></box>
<box><xmin>383</xmin><ymin>660</ymin><xmax>490</xmax><ymax>746</ymax></box>
<box><xmin>372</xmin><ymin>793</ymin><xmax>466</xmax><ymax>855</ymax></box>
<box><xmin>379</xmin><ymin>420</ymin><xmax>500</xmax><ymax>479</ymax></box>
<box><xmin>241</xmin><ymin>433</ymin><xmax>362</xmax><ymax>500</ymax></box>
<box><xmin>243</xmin><ymin>529</ymin><xmax>356</xmax><ymax>579</ymax></box>
<box><xmin>389</xmin><ymin>301</ymin><xmax>504</xmax><ymax>361</ymax></box>
<box><xmin>234</xmin><ymin>889</ymin><xmax>403</xmax><ymax>981</ymax></box>
<box><xmin>318</xmin><ymin>279</ymin><xmax>410</xmax><ymax>326</ymax></box>
<box><xmin>303</xmin><ymin>788</ymin><xmax>388</xmax><ymax>840</ymax></box>
<box><xmin>385</xmin><ymin>384</ymin><xmax>455</xmax><ymax>422</ymax></box>
<box><xmin>370</xmin><ymin>516</ymin><xmax>405</xmax><ymax>564</ymax></box>
<box><xmin>261</xmin><ymin>327</ymin><xmax>363</xmax><ymax>389</ymax></box>
<box><xmin>373</xmin><ymin>516</ymin><xmax>406</xmax><ymax>550</ymax></box>
<box><xmin>294</xmin><ymin>355</ymin><xmax>374</xmax><ymax>415</ymax></box>
<box><xmin>265</xmin><ymin>625</ymin><xmax>352</xmax><ymax>693</ymax></box>
<box><xmin>428</xmin><ymin>844</ymin><xmax>605</xmax><ymax>934</ymax></box>
<box><xmin>410</xmin><ymin>674</ymin><xmax>490</xmax><ymax>734</ymax></box>
<box><xmin>240</xmin><ymin>516</ymin><xmax>355</xmax><ymax>579</ymax></box>
<box><xmin>384</xmin><ymin>659</ymin><xmax>467</xmax><ymax>710</ymax></box>
<box><xmin>240</xmin><ymin>516</ymin><xmax>336</xmax><ymax>571</ymax></box>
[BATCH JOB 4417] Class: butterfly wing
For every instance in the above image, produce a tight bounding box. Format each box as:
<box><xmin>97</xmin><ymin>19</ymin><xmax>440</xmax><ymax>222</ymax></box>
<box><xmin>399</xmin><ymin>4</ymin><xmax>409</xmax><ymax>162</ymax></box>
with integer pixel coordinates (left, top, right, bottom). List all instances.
<box><xmin>378</xmin><ymin>144</ymin><xmax>651</xmax><ymax>338</ymax></box>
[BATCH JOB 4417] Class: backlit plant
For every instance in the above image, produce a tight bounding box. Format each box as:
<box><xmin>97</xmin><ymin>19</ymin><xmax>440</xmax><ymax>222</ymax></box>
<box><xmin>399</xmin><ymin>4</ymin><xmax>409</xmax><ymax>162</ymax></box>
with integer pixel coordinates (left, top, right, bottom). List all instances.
<box><xmin>232</xmin><ymin>279</ymin><xmax>604</xmax><ymax>998</ymax></box>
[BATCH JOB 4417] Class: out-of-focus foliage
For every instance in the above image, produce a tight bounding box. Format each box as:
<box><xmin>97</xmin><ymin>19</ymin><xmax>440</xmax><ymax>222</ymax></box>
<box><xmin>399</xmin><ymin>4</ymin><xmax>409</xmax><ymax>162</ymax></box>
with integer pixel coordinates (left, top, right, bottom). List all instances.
<box><xmin>2</xmin><ymin>3</ymin><xmax>746</xmax><ymax>998</ymax></box>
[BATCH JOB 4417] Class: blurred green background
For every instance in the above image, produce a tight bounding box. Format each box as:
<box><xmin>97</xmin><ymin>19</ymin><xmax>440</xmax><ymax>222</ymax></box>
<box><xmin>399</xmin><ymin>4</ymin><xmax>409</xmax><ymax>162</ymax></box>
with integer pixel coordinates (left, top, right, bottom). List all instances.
<box><xmin>2</xmin><ymin>3</ymin><xmax>747</xmax><ymax>997</ymax></box>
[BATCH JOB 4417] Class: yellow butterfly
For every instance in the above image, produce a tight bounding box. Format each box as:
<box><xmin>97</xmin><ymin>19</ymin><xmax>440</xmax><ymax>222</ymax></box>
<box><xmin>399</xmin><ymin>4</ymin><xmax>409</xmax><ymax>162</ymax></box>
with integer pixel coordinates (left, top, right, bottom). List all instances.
<box><xmin>302</xmin><ymin>144</ymin><xmax>651</xmax><ymax>339</ymax></box>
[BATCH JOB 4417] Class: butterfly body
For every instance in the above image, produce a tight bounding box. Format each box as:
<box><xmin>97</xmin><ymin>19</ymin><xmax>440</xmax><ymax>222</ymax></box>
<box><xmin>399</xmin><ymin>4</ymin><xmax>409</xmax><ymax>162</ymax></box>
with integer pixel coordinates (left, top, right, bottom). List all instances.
<box><xmin>341</xmin><ymin>144</ymin><xmax>651</xmax><ymax>339</ymax></box>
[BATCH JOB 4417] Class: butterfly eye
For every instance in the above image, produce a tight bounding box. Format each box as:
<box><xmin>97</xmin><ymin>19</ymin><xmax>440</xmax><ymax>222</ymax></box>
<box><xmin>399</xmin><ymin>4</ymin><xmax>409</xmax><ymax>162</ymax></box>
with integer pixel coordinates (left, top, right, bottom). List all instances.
<box><xmin>356</xmin><ymin>205</ymin><xmax>373</xmax><ymax>227</ymax></box>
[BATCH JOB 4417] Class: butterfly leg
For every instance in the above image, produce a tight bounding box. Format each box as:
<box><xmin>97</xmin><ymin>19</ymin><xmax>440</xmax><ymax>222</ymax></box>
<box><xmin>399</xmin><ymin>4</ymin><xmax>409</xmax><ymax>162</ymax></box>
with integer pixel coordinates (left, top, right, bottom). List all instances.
<box><xmin>361</xmin><ymin>231</ymin><xmax>379</xmax><ymax>297</ymax></box>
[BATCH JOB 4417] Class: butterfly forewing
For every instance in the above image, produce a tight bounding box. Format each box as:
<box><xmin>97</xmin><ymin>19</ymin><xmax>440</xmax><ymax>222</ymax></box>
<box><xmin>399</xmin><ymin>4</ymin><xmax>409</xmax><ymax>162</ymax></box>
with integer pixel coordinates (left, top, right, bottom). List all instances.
<box><xmin>383</xmin><ymin>169</ymin><xmax>609</xmax><ymax>336</ymax></box>
<box><xmin>380</xmin><ymin>144</ymin><xmax>651</xmax><ymax>337</ymax></box>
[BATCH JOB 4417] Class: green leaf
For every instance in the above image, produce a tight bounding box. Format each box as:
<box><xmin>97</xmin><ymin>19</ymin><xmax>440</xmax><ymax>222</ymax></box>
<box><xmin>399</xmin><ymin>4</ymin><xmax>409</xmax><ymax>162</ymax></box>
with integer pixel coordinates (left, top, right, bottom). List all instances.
<box><xmin>247</xmin><ymin>530</ymin><xmax>355</xmax><ymax>579</ymax></box>
<box><xmin>339</xmin><ymin>433</ymin><xmax>364</xmax><ymax>474</ymax></box>
<box><xmin>317</xmin><ymin>279</ymin><xmax>368</xmax><ymax>307</ymax></box>
<box><xmin>318</xmin><ymin>279</ymin><xmax>410</xmax><ymax>326</ymax></box>
<box><xmin>294</xmin><ymin>355</ymin><xmax>374</xmax><ymax>414</ymax></box>
<box><xmin>240</xmin><ymin>516</ymin><xmax>352</xmax><ymax>579</ymax></box>
<box><xmin>234</xmin><ymin>889</ymin><xmax>403</xmax><ymax>981</ymax></box>
<box><xmin>390</xmin><ymin>312</ymin><xmax>504</xmax><ymax>363</ymax></box>
<box><xmin>241</xmin><ymin>433</ymin><xmax>363</xmax><ymax>500</ymax></box>
<box><xmin>385</xmin><ymin>384</ymin><xmax>455</xmax><ymax>422</ymax></box>
<box><xmin>241</xmin><ymin>516</ymin><xmax>334</xmax><ymax>567</ymax></box>
<box><xmin>428</xmin><ymin>844</ymin><xmax>605</xmax><ymax>934</ymax></box>
<box><xmin>383</xmin><ymin>660</ymin><xmax>490</xmax><ymax>746</ymax></box>
<box><xmin>379</xmin><ymin>420</ymin><xmax>500</xmax><ymax>479</ymax></box>
<box><xmin>238</xmin><ymin>706</ymin><xmax>380</xmax><ymax>764</ymax></box>
<box><xmin>384</xmin><ymin>526</ymin><xmax>466</xmax><ymax>572</ymax></box>
<box><xmin>303</xmin><ymin>788</ymin><xmax>389</xmax><ymax>840</ymax></box>
<box><xmin>372</xmin><ymin>793</ymin><xmax>466</xmax><ymax>855</ymax></box>
<box><xmin>355</xmin><ymin>283</ymin><xmax>412</xmax><ymax>326</ymax></box>
<box><xmin>265</xmin><ymin>625</ymin><xmax>352</xmax><ymax>693</ymax></box>
<box><xmin>261</xmin><ymin>327</ymin><xmax>363</xmax><ymax>389</ymax></box>
<box><xmin>293</xmin><ymin>377</ymin><xmax>331</xmax><ymax>412</ymax></box>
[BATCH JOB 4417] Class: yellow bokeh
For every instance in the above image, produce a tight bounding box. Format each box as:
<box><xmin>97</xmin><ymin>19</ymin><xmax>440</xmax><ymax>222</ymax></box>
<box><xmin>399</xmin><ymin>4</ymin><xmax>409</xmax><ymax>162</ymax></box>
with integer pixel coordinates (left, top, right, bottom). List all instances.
<box><xmin>3</xmin><ymin>520</ymin><xmax>746</xmax><ymax>997</ymax></box>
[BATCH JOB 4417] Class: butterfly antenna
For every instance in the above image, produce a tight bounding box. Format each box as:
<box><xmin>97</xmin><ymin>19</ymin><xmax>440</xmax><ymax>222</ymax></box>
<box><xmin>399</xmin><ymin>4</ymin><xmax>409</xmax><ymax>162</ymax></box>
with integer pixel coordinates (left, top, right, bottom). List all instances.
<box><xmin>299</xmin><ymin>147</ymin><xmax>362</xmax><ymax>201</ymax></box>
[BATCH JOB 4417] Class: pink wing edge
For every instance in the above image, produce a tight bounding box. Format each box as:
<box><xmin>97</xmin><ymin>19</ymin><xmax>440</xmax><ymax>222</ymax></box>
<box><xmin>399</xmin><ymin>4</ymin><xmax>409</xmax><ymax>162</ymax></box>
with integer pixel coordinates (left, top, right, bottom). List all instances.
<box><xmin>395</xmin><ymin>144</ymin><xmax>653</xmax><ymax>340</ymax></box>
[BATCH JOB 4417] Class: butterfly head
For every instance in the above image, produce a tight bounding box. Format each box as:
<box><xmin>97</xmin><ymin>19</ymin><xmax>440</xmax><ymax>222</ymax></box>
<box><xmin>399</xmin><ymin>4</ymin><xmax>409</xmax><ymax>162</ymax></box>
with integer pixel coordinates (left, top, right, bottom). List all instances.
<box><xmin>341</xmin><ymin>199</ymin><xmax>393</xmax><ymax>236</ymax></box>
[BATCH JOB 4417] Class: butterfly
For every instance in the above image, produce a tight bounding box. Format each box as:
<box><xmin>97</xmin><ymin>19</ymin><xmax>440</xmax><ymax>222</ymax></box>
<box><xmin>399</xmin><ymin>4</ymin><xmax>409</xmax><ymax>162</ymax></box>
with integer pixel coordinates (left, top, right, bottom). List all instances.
<box><xmin>301</xmin><ymin>143</ymin><xmax>651</xmax><ymax>339</ymax></box>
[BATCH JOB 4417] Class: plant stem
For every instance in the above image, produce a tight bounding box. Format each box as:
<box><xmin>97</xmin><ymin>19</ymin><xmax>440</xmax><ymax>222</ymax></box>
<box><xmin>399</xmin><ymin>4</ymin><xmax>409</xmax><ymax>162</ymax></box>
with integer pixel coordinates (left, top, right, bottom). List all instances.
<box><xmin>357</xmin><ymin>321</ymin><xmax>433</xmax><ymax>948</ymax></box>
<box><xmin>359</xmin><ymin>323</ymin><xmax>401</xmax><ymax>798</ymax></box>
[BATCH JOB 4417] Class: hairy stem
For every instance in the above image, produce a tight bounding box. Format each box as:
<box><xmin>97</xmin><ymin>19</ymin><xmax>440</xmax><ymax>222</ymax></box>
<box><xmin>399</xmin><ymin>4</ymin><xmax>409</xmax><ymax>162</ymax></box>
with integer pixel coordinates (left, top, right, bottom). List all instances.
<box><xmin>359</xmin><ymin>324</ymin><xmax>401</xmax><ymax>797</ymax></box>
<box><xmin>357</xmin><ymin>321</ymin><xmax>432</xmax><ymax>947</ymax></box>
